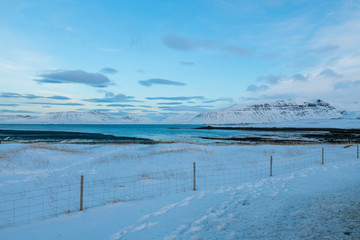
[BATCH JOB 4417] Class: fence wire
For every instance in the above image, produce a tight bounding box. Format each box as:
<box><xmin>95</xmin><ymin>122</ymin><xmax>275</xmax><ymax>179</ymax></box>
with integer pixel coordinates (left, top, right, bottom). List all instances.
<box><xmin>0</xmin><ymin>144</ymin><xmax>358</xmax><ymax>229</ymax></box>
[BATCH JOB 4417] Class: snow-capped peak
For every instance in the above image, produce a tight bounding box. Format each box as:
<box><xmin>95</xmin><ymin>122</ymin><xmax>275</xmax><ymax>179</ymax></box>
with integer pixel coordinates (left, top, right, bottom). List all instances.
<box><xmin>44</xmin><ymin>111</ymin><xmax>115</xmax><ymax>123</ymax></box>
<box><xmin>192</xmin><ymin>99</ymin><xmax>346</xmax><ymax>124</ymax></box>
<box><xmin>0</xmin><ymin>111</ymin><xmax>156</xmax><ymax>124</ymax></box>
<box><xmin>0</xmin><ymin>114</ymin><xmax>33</xmax><ymax>121</ymax></box>
<box><xmin>40</xmin><ymin>111</ymin><xmax>155</xmax><ymax>124</ymax></box>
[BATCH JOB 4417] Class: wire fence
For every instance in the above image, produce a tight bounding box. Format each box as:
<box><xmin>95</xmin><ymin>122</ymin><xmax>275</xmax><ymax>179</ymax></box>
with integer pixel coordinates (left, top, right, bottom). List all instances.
<box><xmin>0</xmin><ymin>144</ymin><xmax>359</xmax><ymax>229</ymax></box>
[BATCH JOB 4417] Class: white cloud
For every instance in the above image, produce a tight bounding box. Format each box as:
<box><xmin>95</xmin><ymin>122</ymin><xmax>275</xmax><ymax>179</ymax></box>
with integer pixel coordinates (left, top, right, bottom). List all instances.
<box><xmin>245</xmin><ymin>7</ymin><xmax>360</xmax><ymax>110</ymax></box>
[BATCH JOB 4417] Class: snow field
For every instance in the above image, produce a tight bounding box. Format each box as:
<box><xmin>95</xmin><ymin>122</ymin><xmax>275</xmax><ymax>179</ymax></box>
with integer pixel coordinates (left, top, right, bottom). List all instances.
<box><xmin>0</xmin><ymin>143</ymin><xmax>359</xmax><ymax>239</ymax></box>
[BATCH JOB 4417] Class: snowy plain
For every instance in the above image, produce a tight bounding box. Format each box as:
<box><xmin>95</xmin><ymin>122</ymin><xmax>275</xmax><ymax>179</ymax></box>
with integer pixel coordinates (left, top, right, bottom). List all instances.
<box><xmin>0</xmin><ymin>143</ymin><xmax>359</xmax><ymax>239</ymax></box>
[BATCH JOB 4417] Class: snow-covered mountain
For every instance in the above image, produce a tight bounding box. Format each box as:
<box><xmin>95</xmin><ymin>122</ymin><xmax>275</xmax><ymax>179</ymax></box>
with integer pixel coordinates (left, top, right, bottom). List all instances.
<box><xmin>191</xmin><ymin>99</ymin><xmax>346</xmax><ymax>124</ymax></box>
<box><xmin>40</xmin><ymin>111</ymin><xmax>156</xmax><ymax>124</ymax></box>
<box><xmin>0</xmin><ymin>111</ymin><xmax>155</xmax><ymax>124</ymax></box>
<box><xmin>42</xmin><ymin>111</ymin><xmax>124</xmax><ymax>124</ymax></box>
<box><xmin>0</xmin><ymin>114</ymin><xmax>33</xmax><ymax>122</ymax></box>
<box><xmin>0</xmin><ymin>99</ymin><xmax>355</xmax><ymax>125</ymax></box>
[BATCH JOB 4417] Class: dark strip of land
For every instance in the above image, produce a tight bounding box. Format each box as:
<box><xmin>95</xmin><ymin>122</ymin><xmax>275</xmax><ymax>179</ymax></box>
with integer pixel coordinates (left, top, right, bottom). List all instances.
<box><xmin>0</xmin><ymin>129</ymin><xmax>154</xmax><ymax>144</ymax></box>
<box><xmin>197</xmin><ymin>126</ymin><xmax>360</xmax><ymax>133</ymax></box>
<box><xmin>198</xmin><ymin>126</ymin><xmax>360</xmax><ymax>144</ymax></box>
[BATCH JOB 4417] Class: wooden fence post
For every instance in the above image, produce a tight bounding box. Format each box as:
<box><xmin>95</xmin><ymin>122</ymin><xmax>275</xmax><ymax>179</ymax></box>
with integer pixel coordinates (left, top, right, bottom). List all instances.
<box><xmin>270</xmin><ymin>156</ymin><xmax>273</xmax><ymax>177</ymax></box>
<box><xmin>193</xmin><ymin>162</ymin><xmax>196</xmax><ymax>191</ymax></box>
<box><xmin>80</xmin><ymin>175</ymin><xmax>84</xmax><ymax>211</ymax></box>
<box><xmin>357</xmin><ymin>144</ymin><xmax>359</xmax><ymax>159</ymax></box>
<box><xmin>322</xmin><ymin>147</ymin><xmax>324</xmax><ymax>165</ymax></box>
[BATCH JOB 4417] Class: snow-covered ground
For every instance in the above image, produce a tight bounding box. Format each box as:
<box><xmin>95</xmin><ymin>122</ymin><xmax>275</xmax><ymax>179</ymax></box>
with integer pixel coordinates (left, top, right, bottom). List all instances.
<box><xmin>0</xmin><ymin>143</ymin><xmax>359</xmax><ymax>239</ymax></box>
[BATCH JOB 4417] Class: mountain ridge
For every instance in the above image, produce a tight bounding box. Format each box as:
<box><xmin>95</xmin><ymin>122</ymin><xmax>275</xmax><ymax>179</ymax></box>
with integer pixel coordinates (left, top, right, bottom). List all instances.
<box><xmin>0</xmin><ymin>99</ymin><xmax>356</xmax><ymax>124</ymax></box>
<box><xmin>191</xmin><ymin>99</ymin><xmax>346</xmax><ymax>124</ymax></box>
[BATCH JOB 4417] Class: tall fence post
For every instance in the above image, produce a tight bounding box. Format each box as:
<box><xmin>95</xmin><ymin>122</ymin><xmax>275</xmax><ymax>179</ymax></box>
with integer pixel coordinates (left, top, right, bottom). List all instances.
<box><xmin>270</xmin><ymin>156</ymin><xmax>273</xmax><ymax>177</ymax></box>
<box><xmin>322</xmin><ymin>147</ymin><xmax>324</xmax><ymax>165</ymax></box>
<box><xmin>80</xmin><ymin>175</ymin><xmax>84</xmax><ymax>211</ymax></box>
<box><xmin>193</xmin><ymin>162</ymin><xmax>196</xmax><ymax>191</ymax></box>
<box><xmin>357</xmin><ymin>144</ymin><xmax>359</xmax><ymax>159</ymax></box>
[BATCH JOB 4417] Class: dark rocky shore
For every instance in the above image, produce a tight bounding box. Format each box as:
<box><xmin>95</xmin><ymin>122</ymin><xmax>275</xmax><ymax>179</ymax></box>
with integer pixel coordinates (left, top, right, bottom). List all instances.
<box><xmin>198</xmin><ymin>126</ymin><xmax>360</xmax><ymax>144</ymax></box>
<box><xmin>0</xmin><ymin>129</ymin><xmax>154</xmax><ymax>144</ymax></box>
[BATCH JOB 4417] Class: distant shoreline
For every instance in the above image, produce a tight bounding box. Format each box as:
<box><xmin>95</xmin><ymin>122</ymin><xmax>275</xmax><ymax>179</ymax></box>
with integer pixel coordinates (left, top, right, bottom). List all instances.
<box><xmin>198</xmin><ymin>126</ymin><xmax>360</xmax><ymax>144</ymax></box>
<box><xmin>197</xmin><ymin>125</ymin><xmax>360</xmax><ymax>131</ymax></box>
<box><xmin>0</xmin><ymin>129</ymin><xmax>154</xmax><ymax>144</ymax></box>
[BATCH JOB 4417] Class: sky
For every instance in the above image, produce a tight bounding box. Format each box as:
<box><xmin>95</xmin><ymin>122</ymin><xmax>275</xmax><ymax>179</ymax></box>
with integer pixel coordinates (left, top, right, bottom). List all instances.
<box><xmin>1</xmin><ymin>0</ymin><xmax>360</xmax><ymax>120</ymax></box>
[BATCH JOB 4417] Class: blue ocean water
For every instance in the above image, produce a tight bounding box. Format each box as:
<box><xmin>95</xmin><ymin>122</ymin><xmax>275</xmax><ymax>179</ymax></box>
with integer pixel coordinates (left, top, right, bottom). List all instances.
<box><xmin>0</xmin><ymin>124</ymin><xmax>245</xmax><ymax>143</ymax></box>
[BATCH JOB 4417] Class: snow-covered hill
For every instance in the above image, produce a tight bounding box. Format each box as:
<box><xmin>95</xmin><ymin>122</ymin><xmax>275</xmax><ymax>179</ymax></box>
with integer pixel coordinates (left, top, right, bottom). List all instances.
<box><xmin>43</xmin><ymin>111</ymin><xmax>116</xmax><ymax>123</ymax></box>
<box><xmin>191</xmin><ymin>99</ymin><xmax>346</xmax><ymax>124</ymax></box>
<box><xmin>0</xmin><ymin>111</ymin><xmax>155</xmax><ymax>124</ymax></box>
<box><xmin>41</xmin><ymin>111</ymin><xmax>157</xmax><ymax>124</ymax></box>
<box><xmin>0</xmin><ymin>114</ymin><xmax>33</xmax><ymax>123</ymax></box>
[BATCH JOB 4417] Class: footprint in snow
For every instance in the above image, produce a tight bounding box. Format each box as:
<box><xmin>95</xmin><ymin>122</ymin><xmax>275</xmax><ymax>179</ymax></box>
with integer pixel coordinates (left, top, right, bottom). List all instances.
<box><xmin>132</xmin><ymin>222</ymin><xmax>158</xmax><ymax>232</ymax></box>
<box><xmin>179</xmin><ymin>201</ymin><xmax>190</xmax><ymax>207</ymax></box>
<box><xmin>154</xmin><ymin>196</ymin><xmax>195</xmax><ymax>216</ymax></box>
<box><xmin>138</xmin><ymin>214</ymin><xmax>151</xmax><ymax>223</ymax></box>
<box><xmin>154</xmin><ymin>203</ymin><xmax>178</xmax><ymax>216</ymax></box>
<box><xmin>110</xmin><ymin>226</ymin><xmax>132</xmax><ymax>240</ymax></box>
<box><xmin>193</xmin><ymin>216</ymin><xmax>208</xmax><ymax>225</ymax></box>
<box><xmin>217</xmin><ymin>223</ymin><xmax>227</xmax><ymax>231</ymax></box>
<box><xmin>163</xmin><ymin>224</ymin><xmax>187</xmax><ymax>240</ymax></box>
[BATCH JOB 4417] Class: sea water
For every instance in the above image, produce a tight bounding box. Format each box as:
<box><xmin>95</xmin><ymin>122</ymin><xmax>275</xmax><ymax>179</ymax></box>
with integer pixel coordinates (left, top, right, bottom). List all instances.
<box><xmin>0</xmin><ymin>124</ymin><xmax>246</xmax><ymax>143</ymax></box>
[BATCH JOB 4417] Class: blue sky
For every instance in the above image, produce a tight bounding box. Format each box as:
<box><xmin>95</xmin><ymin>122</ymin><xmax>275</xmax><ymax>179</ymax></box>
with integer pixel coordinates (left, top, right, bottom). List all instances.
<box><xmin>1</xmin><ymin>0</ymin><xmax>360</xmax><ymax>119</ymax></box>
